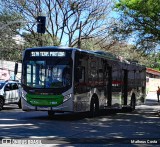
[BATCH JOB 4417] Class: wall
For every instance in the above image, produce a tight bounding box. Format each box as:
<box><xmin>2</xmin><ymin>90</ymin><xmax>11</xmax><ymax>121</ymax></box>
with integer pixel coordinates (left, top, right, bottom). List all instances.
<box><xmin>146</xmin><ymin>77</ymin><xmax>160</xmax><ymax>94</ymax></box>
<box><xmin>0</xmin><ymin>60</ymin><xmax>22</xmax><ymax>81</ymax></box>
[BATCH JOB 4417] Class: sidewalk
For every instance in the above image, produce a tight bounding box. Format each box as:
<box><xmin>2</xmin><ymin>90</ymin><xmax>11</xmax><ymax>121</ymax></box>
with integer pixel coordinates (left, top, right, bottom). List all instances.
<box><xmin>137</xmin><ymin>92</ymin><xmax>160</xmax><ymax>116</ymax></box>
<box><xmin>145</xmin><ymin>91</ymin><xmax>160</xmax><ymax>105</ymax></box>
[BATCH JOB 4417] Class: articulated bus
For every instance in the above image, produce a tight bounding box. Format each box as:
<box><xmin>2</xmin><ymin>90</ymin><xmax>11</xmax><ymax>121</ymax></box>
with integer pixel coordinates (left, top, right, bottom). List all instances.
<box><xmin>21</xmin><ymin>46</ymin><xmax>146</xmax><ymax>117</ymax></box>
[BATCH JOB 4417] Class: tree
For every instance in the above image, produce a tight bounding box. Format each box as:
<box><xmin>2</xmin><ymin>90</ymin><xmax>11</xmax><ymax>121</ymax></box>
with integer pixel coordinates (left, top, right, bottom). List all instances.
<box><xmin>112</xmin><ymin>0</ymin><xmax>160</xmax><ymax>53</ymax></box>
<box><xmin>148</xmin><ymin>52</ymin><xmax>160</xmax><ymax>71</ymax></box>
<box><xmin>1</xmin><ymin>0</ymin><xmax>112</xmax><ymax>47</ymax></box>
<box><xmin>22</xmin><ymin>33</ymin><xmax>60</xmax><ymax>48</ymax></box>
<box><xmin>0</xmin><ymin>11</ymin><xmax>23</xmax><ymax>61</ymax></box>
<box><xmin>80</xmin><ymin>37</ymin><xmax>153</xmax><ymax>67</ymax></box>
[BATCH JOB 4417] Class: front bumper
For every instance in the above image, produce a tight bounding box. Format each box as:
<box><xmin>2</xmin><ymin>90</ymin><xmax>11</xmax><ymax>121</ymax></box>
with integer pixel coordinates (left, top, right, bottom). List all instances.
<box><xmin>21</xmin><ymin>97</ymin><xmax>73</xmax><ymax>112</ymax></box>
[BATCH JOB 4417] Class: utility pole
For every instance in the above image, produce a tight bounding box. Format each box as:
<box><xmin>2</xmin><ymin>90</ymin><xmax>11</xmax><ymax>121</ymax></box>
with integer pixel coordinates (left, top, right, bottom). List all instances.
<box><xmin>78</xmin><ymin>21</ymin><xmax>82</xmax><ymax>49</ymax></box>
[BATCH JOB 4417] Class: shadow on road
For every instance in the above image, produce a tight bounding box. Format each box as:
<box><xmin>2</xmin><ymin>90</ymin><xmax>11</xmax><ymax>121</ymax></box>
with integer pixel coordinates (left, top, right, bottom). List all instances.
<box><xmin>1</xmin><ymin>98</ymin><xmax>160</xmax><ymax>122</ymax></box>
<box><xmin>25</xmin><ymin>109</ymin><xmax>119</xmax><ymax>121</ymax></box>
<box><xmin>0</xmin><ymin>101</ymin><xmax>160</xmax><ymax>146</ymax></box>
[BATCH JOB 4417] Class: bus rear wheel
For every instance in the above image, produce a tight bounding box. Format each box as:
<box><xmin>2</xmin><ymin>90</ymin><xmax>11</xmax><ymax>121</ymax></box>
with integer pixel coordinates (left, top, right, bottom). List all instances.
<box><xmin>90</xmin><ymin>96</ymin><xmax>99</xmax><ymax>117</ymax></box>
<box><xmin>48</xmin><ymin>110</ymin><xmax>55</xmax><ymax>117</ymax></box>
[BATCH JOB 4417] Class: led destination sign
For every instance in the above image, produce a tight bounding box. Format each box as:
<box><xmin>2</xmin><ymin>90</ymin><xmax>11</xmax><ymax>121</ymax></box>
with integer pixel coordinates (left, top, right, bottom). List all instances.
<box><xmin>31</xmin><ymin>51</ymin><xmax>66</xmax><ymax>57</ymax></box>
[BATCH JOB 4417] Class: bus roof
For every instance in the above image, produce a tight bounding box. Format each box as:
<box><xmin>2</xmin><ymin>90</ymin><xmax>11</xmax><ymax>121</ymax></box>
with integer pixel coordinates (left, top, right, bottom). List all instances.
<box><xmin>25</xmin><ymin>46</ymin><xmax>75</xmax><ymax>51</ymax></box>
<box><xmin>25</xmin><ymin>46</ymin><xmax>119</xmax><ymax>60</ymax></box>
<box><xmin>24</xmin><ymin>46</ymin><xmax>145</xmax><ymax>68</ymax></box>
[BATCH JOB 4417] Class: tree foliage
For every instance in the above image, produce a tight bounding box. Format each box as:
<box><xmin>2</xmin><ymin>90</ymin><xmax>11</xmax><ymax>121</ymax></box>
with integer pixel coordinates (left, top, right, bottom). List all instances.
<box><xmin>1</xmin><ymin>0</ymin><xmax>112</xmax><ymax>47</ymax></box>
<box><xmin>0</xmin><ymin>11</ymin><xmax>23</xmax><ymax>61</ymax></box>
<box><xmin>22</xmin><ymin>33</ymin><xmax>60</xmax><ymax>48</ymax></box>
<box><xmin>78</xmin><ymin>37</ymin><xmax>151</xmax><ymax>67</ymax></box>
<box><xmin>112</xmin><ymin>0</ymin><xmax>160</xmax><ymax>53</ymax></box>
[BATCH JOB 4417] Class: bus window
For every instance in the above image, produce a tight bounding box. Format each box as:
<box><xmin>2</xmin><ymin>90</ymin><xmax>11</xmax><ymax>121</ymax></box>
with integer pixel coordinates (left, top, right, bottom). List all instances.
<box><xmin>62</xmin><ymin>66</ymin><xmax>72</xmax><ymax>87</ymax></box>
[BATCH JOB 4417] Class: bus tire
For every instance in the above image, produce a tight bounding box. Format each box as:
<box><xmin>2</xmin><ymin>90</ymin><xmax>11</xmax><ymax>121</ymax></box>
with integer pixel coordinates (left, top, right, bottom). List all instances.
<box><xmin>48</xmin><ymin>110</ymin><xmax>55</xmax><ymax>118</ymax></box>
<box><xmin>131</xmin><ymin>93</ymin><xmax>136</xmax><ymax>111</ymax></box>
<box><xmin>0</xmin><ymin>97</ymin><xmax>4</xmax><ymax>111</ymax></box>
<box><xmin>90</xmin><ymin>95</ymin><xmax>99</xmax><ymax>117</ymax></box>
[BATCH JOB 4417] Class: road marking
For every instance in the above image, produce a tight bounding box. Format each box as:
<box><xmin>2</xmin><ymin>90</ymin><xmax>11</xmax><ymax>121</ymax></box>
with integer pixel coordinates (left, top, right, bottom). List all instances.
<box><xmin>0</xmin><ymin>123</ymin><xmax>33</xmax><ymax>127</ymax></box>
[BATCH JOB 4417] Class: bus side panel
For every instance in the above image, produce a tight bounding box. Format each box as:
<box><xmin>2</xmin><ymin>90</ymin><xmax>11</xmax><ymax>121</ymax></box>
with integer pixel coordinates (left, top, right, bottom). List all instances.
<box><xmin>111</xmin><ymin>61</ymin><xmax>123</xmax><ymax>108</ymax></box>
<box><xmin>127</xmin><ymin>65</ymin><xmax>146</xmax><ymax>106</ymax></box>
<box><xmin>73</xmin><ymin>51</ymin><xmax>108</xmax><ymax>112</ymax></box>
<box><xmin>73</xmin><ymin>51</ymin><xmax>90</xmax><ymax>112</ymax></box>
<box><xmin>73</xmin><ymin>50</ymin><xmax>146</xmax><ymax>112</ymax></box>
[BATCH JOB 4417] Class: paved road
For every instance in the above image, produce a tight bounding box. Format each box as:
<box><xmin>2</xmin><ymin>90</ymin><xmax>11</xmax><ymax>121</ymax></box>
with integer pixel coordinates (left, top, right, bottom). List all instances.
<box><xmin>0</xmin><ymin>92</ymin><xmax>160</xmax><ymax>146</ymax></box>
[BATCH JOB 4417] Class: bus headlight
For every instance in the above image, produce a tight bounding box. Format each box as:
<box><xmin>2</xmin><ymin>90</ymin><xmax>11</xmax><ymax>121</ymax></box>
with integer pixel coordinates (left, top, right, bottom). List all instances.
<box><xmin>63</xmin><ymin>94</ymin><xmax>72</xmax><ymax>102</ymax></box>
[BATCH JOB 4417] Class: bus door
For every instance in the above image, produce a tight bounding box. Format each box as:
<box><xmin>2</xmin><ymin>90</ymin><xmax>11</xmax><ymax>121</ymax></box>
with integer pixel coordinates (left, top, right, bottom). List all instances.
<box><xmin>103</xmin><ymin>60</ymin><xmax>112</xmax><ymax>107</ymax></box>
<box><xmin>107</xmin><ymin>66</ymin><xmax>112</xmax><ymax>106</ymax></box>
<box><xmin>123</xmin><ymin>69</ymin><xmax>128</xmax><ymax>105</ymax></box>
<box><xmin>74</xmin><ymin>52</ymin><xmax>88</xmax><ymax>111</ymax></box>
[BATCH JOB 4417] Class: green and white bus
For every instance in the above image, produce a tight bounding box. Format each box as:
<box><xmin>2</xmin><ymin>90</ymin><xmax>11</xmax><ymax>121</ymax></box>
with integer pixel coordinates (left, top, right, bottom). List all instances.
<box><xmin>21</xmin><ymin>46</ymin><xmax>146</xmax><ymax>117</ymax></box>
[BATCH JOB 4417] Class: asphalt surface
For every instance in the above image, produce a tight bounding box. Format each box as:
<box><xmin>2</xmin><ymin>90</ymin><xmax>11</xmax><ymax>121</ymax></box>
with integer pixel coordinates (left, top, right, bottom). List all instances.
<box><xmin>0</xmin><ymin>92</ymin><xmax>160</xmax><ymax>147</ymax></box>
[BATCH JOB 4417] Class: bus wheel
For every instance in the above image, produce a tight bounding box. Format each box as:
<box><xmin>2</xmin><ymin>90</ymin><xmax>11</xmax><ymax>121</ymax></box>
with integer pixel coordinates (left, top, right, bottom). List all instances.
<box><xmin>131</xmin><ymin>94</ymin><xmax>136</xmax><ymax>111</ymax></box>
<box><xmin>0</xmin><ymin>98</ymin><xmax>4</xmax><ymax>111</ymax></box>
<box><xmin>48</xmin><ymin>111</ymin><xmax>55</xmax><ymax>117</ymax></box>
<box><xmin>90</xmin><ymin>96</ymin><xmax>99</xmax><ymax>117</ymax></box>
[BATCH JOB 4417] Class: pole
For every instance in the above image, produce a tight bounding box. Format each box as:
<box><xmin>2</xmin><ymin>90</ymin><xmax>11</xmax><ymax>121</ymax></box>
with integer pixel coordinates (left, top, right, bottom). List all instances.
<box><xmin>78</xmin><ymin>21</ymin><xmax>82</xmax><ymax>49</ymax></box>
<box><xmin>39</xmin><ymin>0</ymin><xmax>43</xmax><ymax>46</ymax></box>
<box><xmin>38</xmin><ymin>33</ymin><xmax>43</xmax><ymax>47</ymax></box>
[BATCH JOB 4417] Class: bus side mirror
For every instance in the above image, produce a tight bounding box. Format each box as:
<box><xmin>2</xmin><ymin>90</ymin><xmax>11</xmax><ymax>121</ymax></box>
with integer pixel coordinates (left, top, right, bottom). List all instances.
<box><xmin>14</xmin><ymin>62</ymin><xmax>18</xmax><ymax>75</ymax></box>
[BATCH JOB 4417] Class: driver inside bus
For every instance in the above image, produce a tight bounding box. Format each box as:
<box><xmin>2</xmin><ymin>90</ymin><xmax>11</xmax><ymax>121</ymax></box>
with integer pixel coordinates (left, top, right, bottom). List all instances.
<box><xmin>45</xmin><ymin>76</ymin><xmax>52</xmax><ymax>88</ymax></box>
<box><xmin>45</xmin><ymin>75</ymin><xmax>61</xmax><ymax>88</ymax></box>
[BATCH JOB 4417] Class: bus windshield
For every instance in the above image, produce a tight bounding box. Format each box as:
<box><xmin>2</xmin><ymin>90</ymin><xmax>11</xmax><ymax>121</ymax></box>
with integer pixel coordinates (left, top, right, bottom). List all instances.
<box><xmin>23</xmin><ymin>58</ymin><xmax>72</xmax><ymax>89</ymax></box>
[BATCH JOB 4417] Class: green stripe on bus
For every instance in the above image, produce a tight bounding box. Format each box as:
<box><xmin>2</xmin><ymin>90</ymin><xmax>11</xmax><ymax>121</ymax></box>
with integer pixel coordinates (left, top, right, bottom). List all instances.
<box><xmin>26</xmin><ymin>93</ymin><xmax>63</xmax><ymax>106</ymax></box>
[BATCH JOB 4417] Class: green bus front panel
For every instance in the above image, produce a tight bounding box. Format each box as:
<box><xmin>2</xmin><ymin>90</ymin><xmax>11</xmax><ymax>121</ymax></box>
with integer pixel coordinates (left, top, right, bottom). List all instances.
<box><xmin>26</xmin><ymin>93</ymin><xmax>64</xmax><ymax>107</ymax></box>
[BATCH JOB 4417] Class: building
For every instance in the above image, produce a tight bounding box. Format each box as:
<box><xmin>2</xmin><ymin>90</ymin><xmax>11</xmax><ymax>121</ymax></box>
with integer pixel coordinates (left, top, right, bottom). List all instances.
<box><xmin>146</xmin><ymin>68</ymin><xmax>160</xmax><ymax>93</ymax></box>
<box><xmin>0</xmin><ymin>60</ymin><xmax>21</xmax><ymax>81</ymax></box>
